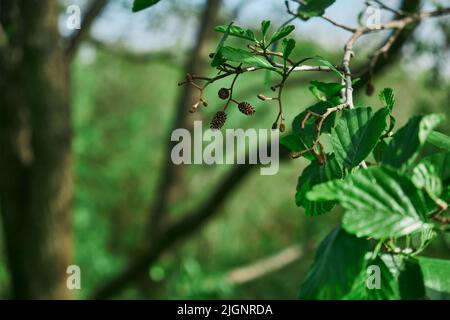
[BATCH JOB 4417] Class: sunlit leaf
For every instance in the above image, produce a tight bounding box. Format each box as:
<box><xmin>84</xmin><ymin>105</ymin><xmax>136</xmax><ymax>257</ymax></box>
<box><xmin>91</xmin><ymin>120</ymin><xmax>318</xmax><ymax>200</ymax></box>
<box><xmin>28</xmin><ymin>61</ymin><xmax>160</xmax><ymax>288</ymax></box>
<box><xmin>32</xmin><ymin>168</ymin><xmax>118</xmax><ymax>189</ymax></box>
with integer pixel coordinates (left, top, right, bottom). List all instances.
<box><xmin>261</xmin><ymin>20</ymin><xmax>271</xmax><ymax>38</ymax></box>
<box><xmin>331</xmin><ymin>107</ymin><xmax>389</xmax><ymax>169</ymax></box>
<box><xmin>309</xmin><ymin>166</ymin><xmax>432</xmax><ymax>239</ymax></box>
<box><xmin>218</xmin><ymin>46</ymin><xmax>277</xmax><ymax>71</ymax></box>
<box><xmin>314</xmin><ymin>56</ymin><xmax>345</xmax><ymax>79</ymax></box>
<box><xmin>383</xmin><ymin>114</ymin><xmax>445</xmax><ymax>169</ymax></box>
<box><xmin>418</xmin><ymin>257</ymin><xmax>450</xmax><ymax>299</ymax></box>
<box><xmin>309</xmin><ymin>81</ymin><xmax>344</xmax><ymax>101</ymax></box>
<box><xmin>211</xmin><ymin>23</ymin><xmax>233</xmax><ymax>67</ymax></box>
<box><xmin>378</xmin><ymin>87</ymin><xmax>395</xmax><ymax>112</ymax></box>
<box><xmin>214</xmin><ymin>24</ymin><xmax>257</xmax><ymax>42</ymax></box>
<box><xmin>281</xmin><ymin>38</ymin><xmax>296</xmax><ymax>61</ymax></box>
<box><xmin>427</xmin><ymin>131</ymin><xmax>450</xmax><ymax>151</ymax></box>
<box><xmin>340</xmin><ymin>166</ymin><xmax>431</xmax><ymax>239</ymax></box>
<box><xmin>269</xmin><ymin>25</ymin><xmax>295</xmax><ymax>45</ymax></box>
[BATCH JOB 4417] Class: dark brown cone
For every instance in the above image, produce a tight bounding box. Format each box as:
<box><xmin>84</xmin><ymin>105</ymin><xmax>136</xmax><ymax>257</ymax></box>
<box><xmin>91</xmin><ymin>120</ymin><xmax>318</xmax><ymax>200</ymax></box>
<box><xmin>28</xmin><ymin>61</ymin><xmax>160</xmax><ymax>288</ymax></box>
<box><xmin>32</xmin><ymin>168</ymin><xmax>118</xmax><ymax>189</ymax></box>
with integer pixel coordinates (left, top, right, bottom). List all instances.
<box><xmin>210</xmin><ymin>111</ymin><xmax>227</xmax><ymax>129</ymax></box>
<box><xmin>238</xmin><ymin>102</ymin><xmax>256</xmax><ymax>115</ymax></box>
<box><xmin>218</xmin><ymin>88</ymin><xmax>230</xmax><ymax>100</ymax></box>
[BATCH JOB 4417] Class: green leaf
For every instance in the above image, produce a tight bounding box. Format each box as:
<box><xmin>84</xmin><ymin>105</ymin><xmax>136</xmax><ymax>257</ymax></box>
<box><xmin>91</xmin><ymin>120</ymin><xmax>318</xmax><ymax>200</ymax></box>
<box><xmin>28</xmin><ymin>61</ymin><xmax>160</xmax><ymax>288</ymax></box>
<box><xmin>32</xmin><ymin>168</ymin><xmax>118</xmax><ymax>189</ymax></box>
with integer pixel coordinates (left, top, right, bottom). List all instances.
<box><xmin>132</xmin><ymin>0</ymin><xmax>161</xmax><ymax>12</ymax></box>
<box><xmin>280</xmin><ymin>134</ymin><xmax>303</xmax><ymax>152</ymax></box>
<box><xmin>427</xmin><ymin>131</ymin><xmax>450</xmax><ymax>151</ymax></box>
<box><xmin>214</xmin><ymin>24</ymin><xmax>256</xmax><ymax>42</ymax></box>
<box><xmin>331</xmin><ymin>107</ymin><xmax>389</xmax><ymax>169</ymax></box>
<box><xmin>261</xmin><ymin>20</ymin><xmax>271</xmax><ymax>38</ymax></box>
<box><xmin>281</xmin><ymin>38</ymin><xmax>296</xmax><ymax>61</ymax></box>
<box><xmin>383</xmin><ymin>114</ymin><xmax>445</xmax><ymax>169</ymax></box>
<box><xmin>346</xmin><ymin>254</ymin><xmax>425</xmax><ymax>300</ymax></box>
<box><xmin>344</xmin><ymin>255</ymin><xmax>400</xmax><ymax>300</ymax></box>
<box><xmin>306</xmin><ymin>179</ymin><xmax>342</xmax><ymax>202</ymax></box>
<box><xmin>340</xmin><ymin>166</ymin><xmax>431</xmax><ymax>239</ymax></box>
<box><xmin>211</xmin><ymin>23</ymin><xmax>233</xmax><ymax>68</ymax></box>
<box><xmin>218</xmin><ymin>46</ymin><xmax>277</xmax><ymax>71</ymax></box>
<box><xmin>314</xmin><ymin>56</ymin><xmax>345</xmax><ymax>79</ymax></box>
<box><xmin>309</xmin><ymin>81</ymin><xmax>344</xmax><ymax>101</ymax></box>
<box><xmin>378</xmin><ymin>88</ymin><xmax>395</xmax><ymax>112</ymax></box>
<box><xmin>412</xmin><ymin>152</ymin><xmax>450</xmax><ymax>211</ymax></box>
<box><xmin>418</xmin><ymin>257</ymin><xmax>450</xmax><ymax>299</ymax></box>
<box><xmin>299</xmin><ymin>226</ymin><xmax>369</xmax><ymax>299</ymax></box>
<box><xmin>295</xmin><ymin>155</ymin><xmax>342</xmax><ymax>216</ymax></box>
<box><xmin>298</xmin><ymin>0</ymin><xmax>336</xmax><ymax>20</ymax></box>
<box><xmin>411</xmin><ymin>161</ymin><xmax>443</xmax><ymax>199</ymax></box>
<box><xmin>269</xmin><ymin>25</ymin><xmax>295</xmax><ymax>45</ymax></box>
<box><xmin>420</xmin><ymin>152</ymin><xmax>450</xmax><ymax>182</ymax></box>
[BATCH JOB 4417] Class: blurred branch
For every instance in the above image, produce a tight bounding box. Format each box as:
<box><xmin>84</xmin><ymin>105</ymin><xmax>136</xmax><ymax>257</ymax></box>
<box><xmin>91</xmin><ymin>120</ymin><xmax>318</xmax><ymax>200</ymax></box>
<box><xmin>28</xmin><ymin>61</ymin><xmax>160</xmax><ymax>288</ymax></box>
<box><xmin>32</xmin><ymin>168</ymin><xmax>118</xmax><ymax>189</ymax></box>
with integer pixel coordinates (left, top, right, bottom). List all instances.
<box><xmin>354</xmin><ymin>0</ymin><xmax>422</xmax><ymax>92</ymax></box>
<box><xmin>92</xmin><ymin>163</ymin><xmax>254</xmax><ymax>299</ymax></box>
<box><xmin>146</xmin><ymin>0</ymin><xmax>222</xmax><ymax>239</ymax></box>
<box><xmin>226</xmin><ymin>245</ymin><xmax>303</xmax><ymax>285</ymax></box>
<box><xmin>87</xmin><ymin>37</ymin><xmax>179</xmax><ymax>65</ymax></box>
<box><xmin>66</xmin><ymin>0</ymin><xmax>109</xmax><ymax>61</ymax></box>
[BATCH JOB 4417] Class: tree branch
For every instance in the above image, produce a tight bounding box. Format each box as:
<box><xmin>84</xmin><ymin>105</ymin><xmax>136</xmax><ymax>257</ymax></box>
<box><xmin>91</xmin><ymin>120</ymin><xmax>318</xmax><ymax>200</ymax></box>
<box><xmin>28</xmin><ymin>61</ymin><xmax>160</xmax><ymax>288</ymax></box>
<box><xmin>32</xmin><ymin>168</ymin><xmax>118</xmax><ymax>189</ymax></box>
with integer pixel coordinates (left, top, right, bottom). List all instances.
<box><xmin>226</xmin><ymin>245</ymin><xmax>304</xmax><ymax>285</ymax></box>
<box><xmin>66</xmin><ymin>0</ymin><xmax>108</xmax><ymax>61</ymax></box>
<box><xmin>87</xmin><ymin>37</ymin><xmax>179</xmax><ymax>65</ymax></box>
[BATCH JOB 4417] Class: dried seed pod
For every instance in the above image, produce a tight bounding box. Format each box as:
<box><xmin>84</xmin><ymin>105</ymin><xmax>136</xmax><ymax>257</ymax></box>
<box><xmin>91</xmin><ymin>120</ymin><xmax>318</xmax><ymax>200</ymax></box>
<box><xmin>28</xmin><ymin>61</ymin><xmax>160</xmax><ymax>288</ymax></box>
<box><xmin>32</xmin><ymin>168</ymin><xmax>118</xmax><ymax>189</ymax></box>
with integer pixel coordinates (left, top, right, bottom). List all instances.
<box><xmin>279</xmin><ymin>123</ymin><xmax>286</xmax><ymax>132</ymax></box>
<box><xmin>210</xmin><ymin>111</ymin><xmax>227</xmax><ymax>129</ymax></box>
<box><xmin>218</xmin><ymin>88</ymin><xmax>230</xmax><ymax>100</ymax></box>
<box><xmin>238</xmin><ymin>102</ymin><xmax>256</xmax><ymax>115</ymax></box>
<box><xmin>189</xmin><ymin>102</ymin><xmax>200</xmax><ymax>113</ymax></box>
<box><xmin>257</xmin><ymin>94</ymin><xmax>271</xmax><ymax>101</ymax></box>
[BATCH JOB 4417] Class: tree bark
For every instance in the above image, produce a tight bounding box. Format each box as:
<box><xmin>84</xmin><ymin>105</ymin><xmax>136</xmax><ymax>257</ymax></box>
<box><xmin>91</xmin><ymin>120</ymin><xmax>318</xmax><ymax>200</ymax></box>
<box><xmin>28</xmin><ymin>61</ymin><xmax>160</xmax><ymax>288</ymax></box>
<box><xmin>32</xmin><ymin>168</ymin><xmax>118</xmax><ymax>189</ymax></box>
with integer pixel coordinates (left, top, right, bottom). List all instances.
<box><xmin>0</xmin><ymin>0</ymin><xmax>72</xmax><ymax>299</ymax></box>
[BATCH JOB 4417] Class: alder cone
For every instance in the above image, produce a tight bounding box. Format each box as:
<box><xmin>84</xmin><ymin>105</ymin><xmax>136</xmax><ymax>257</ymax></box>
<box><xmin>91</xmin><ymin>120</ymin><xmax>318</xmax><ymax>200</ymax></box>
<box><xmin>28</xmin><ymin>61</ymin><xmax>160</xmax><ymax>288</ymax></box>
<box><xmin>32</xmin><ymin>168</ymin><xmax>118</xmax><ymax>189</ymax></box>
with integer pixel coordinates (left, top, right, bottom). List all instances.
<box><xmin>210</xmin><ymin>111</ymin><xmax>227</xmax><ymax>129</ymax></box>
<box><xmin>218</xmin><ymin>88</ymin><xmax>230</xmax><ymax>100</ymax></box>
<box><xmin>238</xmin><ymin>102</ymin><xmax>256</xmax><ymax>115</ymax></box>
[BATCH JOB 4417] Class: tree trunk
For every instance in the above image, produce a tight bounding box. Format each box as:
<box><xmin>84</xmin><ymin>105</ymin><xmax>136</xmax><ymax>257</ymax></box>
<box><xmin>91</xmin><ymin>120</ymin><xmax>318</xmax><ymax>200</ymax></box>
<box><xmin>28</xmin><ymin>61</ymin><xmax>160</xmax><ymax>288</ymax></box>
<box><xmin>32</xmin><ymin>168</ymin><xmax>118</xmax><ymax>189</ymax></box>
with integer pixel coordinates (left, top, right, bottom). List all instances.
<box><xmin>0</xmin><ymin>0</ymin><xmax>72</xmax><ymax>299</ymax></box>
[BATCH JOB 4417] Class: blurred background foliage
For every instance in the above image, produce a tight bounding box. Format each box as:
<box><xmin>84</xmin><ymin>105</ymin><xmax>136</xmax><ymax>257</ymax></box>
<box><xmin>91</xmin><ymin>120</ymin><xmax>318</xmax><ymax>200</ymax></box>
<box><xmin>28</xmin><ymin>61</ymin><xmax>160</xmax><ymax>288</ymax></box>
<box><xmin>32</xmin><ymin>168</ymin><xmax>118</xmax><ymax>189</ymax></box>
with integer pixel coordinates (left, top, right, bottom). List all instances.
<box><xmin>0</xmin><ymin>0</ymin><xmax>449</xmax><ymax>299</ymax></box>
